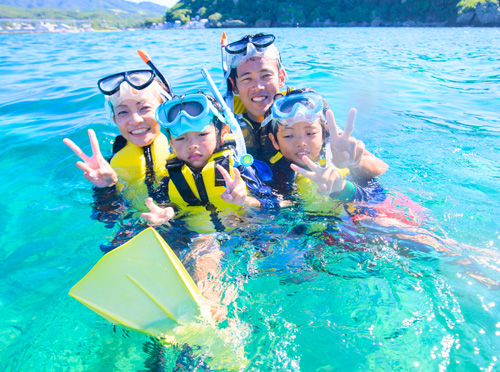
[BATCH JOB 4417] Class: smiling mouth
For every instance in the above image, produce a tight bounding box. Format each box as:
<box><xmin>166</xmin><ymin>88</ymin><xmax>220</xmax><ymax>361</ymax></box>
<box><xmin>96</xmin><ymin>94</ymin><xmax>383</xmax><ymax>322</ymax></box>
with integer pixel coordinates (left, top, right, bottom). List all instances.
<box><xmin>251</xmin><ymin>96</ymin><xmax>267</xmax><ymax>103</ymax></box>
<box><xmin>296</xmin><ymin>151</ymin><xmax>310</xmax><ymax>157</ymax></box>
<box><xmin>130</xmin><ymin>128</ymin><xmax>150</xmax><ymax>135</ymax></box>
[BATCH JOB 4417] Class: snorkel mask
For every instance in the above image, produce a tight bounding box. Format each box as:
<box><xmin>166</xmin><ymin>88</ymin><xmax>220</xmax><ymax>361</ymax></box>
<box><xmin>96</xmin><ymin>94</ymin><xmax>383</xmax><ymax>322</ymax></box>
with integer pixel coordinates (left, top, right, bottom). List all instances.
<box><xmin>223</xmin><ymin>33</ymin><xmax>283</xmax><ymax>81</ymax></box>
<box><xmin>99</xmin><ymin>70</ymin><xmax>173</xmax><ymax>119</ymax></box>
<box><xmin>155</xmin><ymin>94</ymin><xmax>226</xmax><ymax>140</ymax></box>
<box><xmin>262</xmin><ymin>91</ymin><xmax>326</xmax><ymax>129</ymax></box>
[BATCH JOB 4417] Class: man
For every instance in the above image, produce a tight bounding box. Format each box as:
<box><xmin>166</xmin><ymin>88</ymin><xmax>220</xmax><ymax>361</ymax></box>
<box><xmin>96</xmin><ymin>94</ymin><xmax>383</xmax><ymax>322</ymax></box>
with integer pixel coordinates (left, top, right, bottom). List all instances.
<box><xmin>222</xmin><ymin>33</ymin><xmax>388</xmax><ymax>179</ymax></box>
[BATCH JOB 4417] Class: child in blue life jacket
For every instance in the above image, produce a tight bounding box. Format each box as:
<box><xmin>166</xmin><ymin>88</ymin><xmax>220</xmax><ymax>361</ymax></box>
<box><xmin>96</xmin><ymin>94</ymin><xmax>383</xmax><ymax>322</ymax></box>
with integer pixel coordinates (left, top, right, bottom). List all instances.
<box><xmin>262</xmin><ymin>87</ymin><xmax>384</xmax><ymax>207</ymax></box>
<box><xmin>140</xmin><ymin>92</ymin><xmax>279</xmax><ymax>232</ymax></box>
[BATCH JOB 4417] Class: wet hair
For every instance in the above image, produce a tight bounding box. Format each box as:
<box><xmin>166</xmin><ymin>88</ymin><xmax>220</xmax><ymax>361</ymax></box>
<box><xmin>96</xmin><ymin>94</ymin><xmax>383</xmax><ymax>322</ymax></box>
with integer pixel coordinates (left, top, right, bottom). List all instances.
<box><xmin>201</xmin><ymin>92</ymin><xmax>225</xmax><ymax>137</ymax></box>
<box><xmin>228</xmin><ymin>33</ymin><xmax>284</xmax><ymax>92</ymax></box>
<box><xmin>266</xmin><ymin>87</ymin><xmax>330</xmax><ymax>139</ymax></box>
<box><xmin>107</xmin><ymin>76</ymin><xmax>170</xmax><ymax>119</ymax></box>
<box><xmin>205</xmin><ymin>93</ymin><xmax>228</xmax><ymax>148</ymax></box>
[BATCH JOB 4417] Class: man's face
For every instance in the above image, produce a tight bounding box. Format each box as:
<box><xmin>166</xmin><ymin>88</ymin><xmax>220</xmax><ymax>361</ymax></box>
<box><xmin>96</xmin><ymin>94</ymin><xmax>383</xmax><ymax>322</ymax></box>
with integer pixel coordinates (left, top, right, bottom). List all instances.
<box><xmin>232</xmin><ymin>57</ymin><xmax>285</xmax><ymax>123</ymax></box>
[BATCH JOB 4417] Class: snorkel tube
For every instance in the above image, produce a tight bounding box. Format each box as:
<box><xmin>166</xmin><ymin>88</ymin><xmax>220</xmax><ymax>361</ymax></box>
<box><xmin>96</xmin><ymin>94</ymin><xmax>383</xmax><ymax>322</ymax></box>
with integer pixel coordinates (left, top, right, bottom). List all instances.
<box><xmin>221</xmin><ymin>32</ymin><xmax>231</xmax><ymax>95</ymax></box>
<box><xmin>137</xmin><ymin>49</ymin><xmax>173</xmax><ymax>95</ymax></box>
<box><xmin>220</xmin><ymin>32</ymin><xmax>235</xmax><ymax>110</ymax></box>
<box><xmin>201</xmin><ymin>68</ymin><xmax>253</xmax><ymax>167</ymax></box>
<box><xmin>221</xmin><ymin>32</ymin><xmax>228</xmax><ymax>79</ymax></box>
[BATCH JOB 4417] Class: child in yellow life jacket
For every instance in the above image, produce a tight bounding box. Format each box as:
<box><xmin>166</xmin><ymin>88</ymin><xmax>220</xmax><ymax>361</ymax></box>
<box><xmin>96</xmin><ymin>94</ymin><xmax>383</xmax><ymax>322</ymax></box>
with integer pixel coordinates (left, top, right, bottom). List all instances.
<box><xmin>263</xmin><ymin>88</ymin><xmax>385</xmax><ymax>206</ymax></box>
<box><xmin>64</xmin><ymin>69</ymin><xmax>173</xmax><ymax>221</ymax></box>
<box><xmin>140</xmin><ymin>92</ymin><xmax>279</xmax><ymax>233</ymax></box>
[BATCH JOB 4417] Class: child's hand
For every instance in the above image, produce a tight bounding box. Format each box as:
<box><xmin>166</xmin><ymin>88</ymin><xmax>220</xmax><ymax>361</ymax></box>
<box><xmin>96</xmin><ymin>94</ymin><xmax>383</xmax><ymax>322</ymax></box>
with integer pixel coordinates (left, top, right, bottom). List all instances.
<box><xmin>327</xmin><ymin>109</ymin><xmax>365</xmax><ymax>170</ymax></box>
<box><xmin>63</xmin><ymin>129</ymin><xmax>118</xmax><ymax>188</ymax></box>
<box><xmin>141</xmin><ymin>198</ymin><xmax>175</xmax><ymax>226</ymax></box>
<box><xmin>217</xmin><ymin>164</ymin><xmax>246</xmax><ymax>205</ymax></box>
<box><xmin>291</xmin><ymin>156</ymin><xmax>346</xmax><ymax>195</ymax></box>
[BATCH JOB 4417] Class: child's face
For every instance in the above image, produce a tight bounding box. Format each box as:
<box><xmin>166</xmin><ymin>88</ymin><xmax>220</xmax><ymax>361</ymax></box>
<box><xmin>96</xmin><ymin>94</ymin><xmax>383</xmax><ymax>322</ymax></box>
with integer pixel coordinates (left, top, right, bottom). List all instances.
<box><xmin>170</xmin><ymin>125</ymin><xmax>218</xmax><ymax>171</ymax></box>
<box><xmin>232</xmin><ymin>57</ymin><xmax>285</xmax><ymax>123</ymax></box>
<box><xmin>113</xmin><ymin>96</ymin><xmax>162</xmax><ymax>147</ymax></box>
<box><xmin>270</xmin><ymin>119</ymin><xmax>324</xmax><ymax>168</ymax></box>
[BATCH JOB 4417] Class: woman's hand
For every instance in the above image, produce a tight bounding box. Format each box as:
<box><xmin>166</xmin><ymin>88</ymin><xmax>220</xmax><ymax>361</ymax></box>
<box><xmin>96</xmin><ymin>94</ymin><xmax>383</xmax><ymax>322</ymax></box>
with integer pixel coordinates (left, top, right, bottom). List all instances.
<box><xmin>291</xmin><ymin>155</ymin><xmax>346</xmax><ymax>195</ymax></box>
<box><xmin>141</xmin><ymin>197</ymin><xmax>175</xmax><ymax>226</ymax></box>
<box><xmin>63</xmin><ymin>129</ymin><xmax>118</xmax><ymax>188</ymax></box>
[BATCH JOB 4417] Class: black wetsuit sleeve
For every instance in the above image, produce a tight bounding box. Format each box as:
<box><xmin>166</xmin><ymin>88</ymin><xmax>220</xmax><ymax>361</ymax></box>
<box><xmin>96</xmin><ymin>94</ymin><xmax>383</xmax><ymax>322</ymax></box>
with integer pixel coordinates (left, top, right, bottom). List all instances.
<box><xmin>238</xmin><ymin>165</ymin><xmax>280</xmax><ymax>209</ymax></box>
<box><xmin>156</xmin><ymin>176</ymin><xmax>172</xmax><ymax>205</ymax></box>
<box><xmin>90</xmin><ymin>135</ymin><xmax>128</xmax><ymax>227</ymax></box>
<box><xmin>91</xmin><ymin>185</ymin><xmax>127</xmax><ymax>228</ymax></box>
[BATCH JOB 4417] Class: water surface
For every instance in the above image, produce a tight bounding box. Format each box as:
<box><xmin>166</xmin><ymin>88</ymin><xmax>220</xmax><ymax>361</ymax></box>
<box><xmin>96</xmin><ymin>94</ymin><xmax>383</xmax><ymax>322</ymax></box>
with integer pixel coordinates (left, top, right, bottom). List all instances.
<box><xmin>0</xmin><ymin>27</ymin><xmax>499</xmax><ymax>371</ymax></box>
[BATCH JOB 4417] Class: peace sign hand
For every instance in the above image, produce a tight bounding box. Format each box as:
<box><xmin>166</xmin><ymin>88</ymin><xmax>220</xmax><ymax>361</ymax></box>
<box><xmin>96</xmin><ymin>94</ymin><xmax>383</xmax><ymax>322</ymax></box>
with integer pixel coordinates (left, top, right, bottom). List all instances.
<box><xmin>216</xmin><ymin>164</ymin><xmax>247</xmax><ymax>206</ymax></box>
<box><xmin>328</xmin><ymin>109</ymin><xmax>365</xmax><ymax>170</ymax></box>
<box><xmin>290</xmin><ymin>155</ymin><xmax>346</xmax><ymax>196</ymax></box>
<box><xmin>141</xmin><ymin>197</ymin><xmax>175</xmax><ymax>226</ymax></box>
<box><xmin>141</xmin><ymin>198</ymin><xmax>175</xmax><ymax>227</ymax></box>
<box><xmin>63</xmin><ymin>129</ymin><xmax>118</xmax><ymax>188</ymax></box>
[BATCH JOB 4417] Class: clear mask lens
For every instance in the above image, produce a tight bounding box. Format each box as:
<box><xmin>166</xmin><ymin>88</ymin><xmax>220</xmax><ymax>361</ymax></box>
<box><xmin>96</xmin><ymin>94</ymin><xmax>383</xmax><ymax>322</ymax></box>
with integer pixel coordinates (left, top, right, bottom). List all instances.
<box><xmin>269</xmin><ymin>92</ymin><xmax>325</xmax><ymax>128</ymax></box>
<box><xmin>127</xmin><ymin>71</ymin><xmax>154</xmax><ymax>87</ymax></box>
<box><xmin>99</xmin><ymin>75</ymin><xmax>125</xmax><ymax>93</ymax></box>
<box><xmin>226</xmin><ymin>34</ymin><xmax>275</xmax><ymax>54</ymax></box>
<box><xmin>277</xmin><ymin>109</ymin><xmax>323</xmax><ymax>127</ymax></box>
<box><xmin>98</xmin><ymin>70</ymin><xmax>154</xmax><ymax>95</ymax></box>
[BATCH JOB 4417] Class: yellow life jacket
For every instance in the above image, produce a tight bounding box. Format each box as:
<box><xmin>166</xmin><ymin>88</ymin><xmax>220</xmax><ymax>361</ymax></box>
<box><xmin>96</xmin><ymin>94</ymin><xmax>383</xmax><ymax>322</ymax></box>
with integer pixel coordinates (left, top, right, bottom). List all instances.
<box><xmin>164</xmin><ymin>146</ymin><xmax>247</xmax><ymax>234</ymax></box>
<box><xmin>110</xmin><ymin>133</ymin><xmax>170</xmax><ymax>210</ymax></box>
<box><xmin>233</xmin><ymin>95</ymin><xmax>246</xmax><ymax>115</ymax></box>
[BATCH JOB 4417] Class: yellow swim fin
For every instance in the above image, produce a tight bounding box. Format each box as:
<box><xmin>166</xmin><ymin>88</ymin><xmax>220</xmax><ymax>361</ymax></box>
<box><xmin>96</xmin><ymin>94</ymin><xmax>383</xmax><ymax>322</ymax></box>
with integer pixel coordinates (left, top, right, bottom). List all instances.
<box><xmin>69</xmin><ymin>227</ymin><xmax>202</xmax><ymax>337</ymax></box>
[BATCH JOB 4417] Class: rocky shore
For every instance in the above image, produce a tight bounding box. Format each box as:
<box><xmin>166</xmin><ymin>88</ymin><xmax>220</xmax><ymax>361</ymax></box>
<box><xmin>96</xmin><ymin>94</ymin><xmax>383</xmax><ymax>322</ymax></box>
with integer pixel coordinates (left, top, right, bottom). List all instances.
<box><xmin>457</xmin><ymin>1</ymin><xmax>500</xmax><ymax>26</ymax></box>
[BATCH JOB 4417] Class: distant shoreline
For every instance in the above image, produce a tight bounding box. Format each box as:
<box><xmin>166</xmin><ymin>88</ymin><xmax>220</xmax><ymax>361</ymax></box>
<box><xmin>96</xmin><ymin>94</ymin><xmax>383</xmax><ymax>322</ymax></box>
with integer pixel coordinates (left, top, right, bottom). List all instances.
<box><xmin>1</xmin><ymin>22</ymin><xmax>498</xmax><ymax>34</ymax></box>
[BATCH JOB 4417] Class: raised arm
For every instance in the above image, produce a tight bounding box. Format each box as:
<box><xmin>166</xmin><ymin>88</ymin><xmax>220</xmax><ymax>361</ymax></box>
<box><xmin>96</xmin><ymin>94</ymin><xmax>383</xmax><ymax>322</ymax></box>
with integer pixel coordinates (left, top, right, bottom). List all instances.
<box><xmin>328</xmin><ymin>109</ymin><xmax>388</xmax><ymax>179</ymax></box>
<box><xmin>63</xmin><ymin>129</ymin><xmax>118</xmax><ymax>188</ymax></box>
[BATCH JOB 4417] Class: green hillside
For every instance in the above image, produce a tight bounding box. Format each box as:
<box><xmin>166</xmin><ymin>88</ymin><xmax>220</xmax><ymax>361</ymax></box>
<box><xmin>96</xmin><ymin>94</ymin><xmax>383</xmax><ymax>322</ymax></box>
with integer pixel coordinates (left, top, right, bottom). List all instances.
<box><xmin>0</xmin><ymin>0</ymin><xmax>166</xmax><ymax>14</ymax></box>
<box><xmin>167</xmin><ymin>0</ymin><xmax>498</xmax><ymax>26</ymax></box>
<box><xmin>1</xmin><ymin>0</ymin><xmax>498</xmax><ymax>28</ymax></box>
<box><xmin>0</xmin><ymin>0</ymin><xmax>166</xmax><ymax>29</ymax></box>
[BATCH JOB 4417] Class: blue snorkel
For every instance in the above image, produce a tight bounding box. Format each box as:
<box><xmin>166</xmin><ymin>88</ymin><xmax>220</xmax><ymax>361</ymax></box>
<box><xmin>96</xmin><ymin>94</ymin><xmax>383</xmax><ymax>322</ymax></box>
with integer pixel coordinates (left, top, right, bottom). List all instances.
<box><xmin>201</xmin><ymin>68</ymin><xmax>254</xmax><ymax>167</ymax></box>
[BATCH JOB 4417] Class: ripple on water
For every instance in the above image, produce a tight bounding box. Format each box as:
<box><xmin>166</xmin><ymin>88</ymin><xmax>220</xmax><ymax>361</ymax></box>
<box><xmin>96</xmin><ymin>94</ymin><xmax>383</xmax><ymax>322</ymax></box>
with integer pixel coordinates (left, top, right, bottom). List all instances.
<box><xmin>0</xmin><ymin>28</ymin><xmax>499</xmax><ymax>372</ymax></box>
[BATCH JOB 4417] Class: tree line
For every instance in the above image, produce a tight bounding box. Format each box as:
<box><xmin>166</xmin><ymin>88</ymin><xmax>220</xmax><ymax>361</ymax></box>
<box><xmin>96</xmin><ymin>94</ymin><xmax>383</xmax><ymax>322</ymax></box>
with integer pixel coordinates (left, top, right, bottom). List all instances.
<box><xmin>166</xmin><ymin>0</ymin><xmax>485</xmax><ymax>26</ymax></box>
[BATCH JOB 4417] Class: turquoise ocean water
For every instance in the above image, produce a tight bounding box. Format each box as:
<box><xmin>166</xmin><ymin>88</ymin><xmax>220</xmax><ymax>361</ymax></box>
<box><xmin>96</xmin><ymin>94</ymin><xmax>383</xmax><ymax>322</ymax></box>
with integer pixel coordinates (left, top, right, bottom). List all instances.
<box><xmin>0</xmin><ymin>28</ymin><xmax>499</xmax><ymax>371</ymax></box>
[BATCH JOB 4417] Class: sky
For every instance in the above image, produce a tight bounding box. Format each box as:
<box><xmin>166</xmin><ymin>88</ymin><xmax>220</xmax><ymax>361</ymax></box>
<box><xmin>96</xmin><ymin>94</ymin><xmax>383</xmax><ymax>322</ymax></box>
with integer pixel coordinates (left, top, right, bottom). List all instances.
<box><xmin>127</xmin><ymin>0</ymin><xmax>179</xmax><ymax>8</ymax></box>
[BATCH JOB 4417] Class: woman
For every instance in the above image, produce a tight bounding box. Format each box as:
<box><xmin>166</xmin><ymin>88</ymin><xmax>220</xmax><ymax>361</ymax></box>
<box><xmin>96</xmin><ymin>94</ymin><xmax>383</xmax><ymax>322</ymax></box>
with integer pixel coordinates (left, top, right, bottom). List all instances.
<box><xmin>64</xmin><ymin>69</ymin><xmax>172</xmax><ymax>211</ymax></box>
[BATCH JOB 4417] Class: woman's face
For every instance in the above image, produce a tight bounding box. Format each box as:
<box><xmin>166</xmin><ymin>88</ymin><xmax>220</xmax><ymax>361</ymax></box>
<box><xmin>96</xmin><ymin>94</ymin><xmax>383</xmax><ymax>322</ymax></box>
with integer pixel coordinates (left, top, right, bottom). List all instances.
<box><xmin>112</xmin><ymin>95</ymin><xmax>162</xmax><ymax>147</ymax></box>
